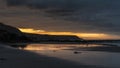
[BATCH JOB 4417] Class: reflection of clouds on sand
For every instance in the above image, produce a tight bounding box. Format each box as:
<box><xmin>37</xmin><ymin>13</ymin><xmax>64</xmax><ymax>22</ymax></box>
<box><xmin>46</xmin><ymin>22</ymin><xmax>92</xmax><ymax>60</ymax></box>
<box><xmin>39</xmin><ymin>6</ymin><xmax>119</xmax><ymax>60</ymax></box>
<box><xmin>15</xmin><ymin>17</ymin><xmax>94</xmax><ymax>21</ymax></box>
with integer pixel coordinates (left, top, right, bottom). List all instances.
<box><xmin>24</xmin><ymin>44</ymin><xmax>72</xmax><ymax>51</ymax></box>
<box><xmin>24</xmin><ymin>44</ymin><xmax>120</xmax><ymax>53</ymax></box>
<box><xmin>26</xmin><ymin>44</ymin><xmax>120</xmax><ymax>68</ymax></box>
<box><xmin>0</xmin><ymin>44</ymin><xmax>103</xmax><ymax>68</ymax></box>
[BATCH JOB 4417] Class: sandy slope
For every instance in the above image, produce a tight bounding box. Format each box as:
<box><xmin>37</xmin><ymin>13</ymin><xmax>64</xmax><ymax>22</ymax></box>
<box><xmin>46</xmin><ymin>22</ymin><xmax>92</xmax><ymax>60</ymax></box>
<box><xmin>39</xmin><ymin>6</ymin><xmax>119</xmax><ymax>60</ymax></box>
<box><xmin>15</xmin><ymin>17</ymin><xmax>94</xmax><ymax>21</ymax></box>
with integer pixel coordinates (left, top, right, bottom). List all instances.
<box><xmin>0</xmin><ymin>44</ymin><xmax>104</xmax><ymax>68</ymax></box>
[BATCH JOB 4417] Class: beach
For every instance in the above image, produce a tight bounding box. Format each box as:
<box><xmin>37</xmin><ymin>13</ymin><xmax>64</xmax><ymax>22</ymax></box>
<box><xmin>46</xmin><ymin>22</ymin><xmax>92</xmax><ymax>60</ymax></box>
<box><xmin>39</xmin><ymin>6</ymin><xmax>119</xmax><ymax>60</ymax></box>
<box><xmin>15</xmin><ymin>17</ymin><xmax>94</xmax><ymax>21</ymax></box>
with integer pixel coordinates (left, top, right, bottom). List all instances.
<box><xmin>0</xmin><ymin>44</ymin><xmax>104</xmax><ymax>68</ymax></box>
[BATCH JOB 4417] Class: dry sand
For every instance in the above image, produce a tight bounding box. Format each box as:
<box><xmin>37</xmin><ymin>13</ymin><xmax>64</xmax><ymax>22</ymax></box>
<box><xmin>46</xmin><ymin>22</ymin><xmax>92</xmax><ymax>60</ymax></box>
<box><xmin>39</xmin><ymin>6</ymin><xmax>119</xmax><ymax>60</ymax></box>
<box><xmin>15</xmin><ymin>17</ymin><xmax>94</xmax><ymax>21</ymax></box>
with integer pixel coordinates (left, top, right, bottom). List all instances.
<box><xmin>0</xmin><ymin>44</ymin><xmax>104</xmax><ymax>68</ymax></box>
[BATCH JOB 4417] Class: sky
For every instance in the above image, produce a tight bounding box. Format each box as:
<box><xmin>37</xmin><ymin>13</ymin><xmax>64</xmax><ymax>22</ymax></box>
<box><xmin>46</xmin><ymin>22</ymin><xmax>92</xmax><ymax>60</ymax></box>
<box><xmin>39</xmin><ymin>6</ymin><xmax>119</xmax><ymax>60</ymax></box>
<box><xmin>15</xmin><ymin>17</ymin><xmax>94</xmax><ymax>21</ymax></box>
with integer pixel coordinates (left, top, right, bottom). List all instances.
<box><xmin>0</xmin><ymin>0</ymin><xmax>120</xmax><ymax>39</ymax></box>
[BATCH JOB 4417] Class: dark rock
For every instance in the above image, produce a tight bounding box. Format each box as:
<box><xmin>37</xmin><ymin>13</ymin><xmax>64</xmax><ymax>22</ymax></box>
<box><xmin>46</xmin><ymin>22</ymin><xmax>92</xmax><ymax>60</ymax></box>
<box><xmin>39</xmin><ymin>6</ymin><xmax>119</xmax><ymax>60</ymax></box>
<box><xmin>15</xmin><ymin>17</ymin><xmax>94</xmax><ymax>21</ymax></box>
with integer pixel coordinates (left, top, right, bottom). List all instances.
<box><xmin>0</xmin><ymin>23</ymin><xmax>29</xmax><ymax>43</ymax></box>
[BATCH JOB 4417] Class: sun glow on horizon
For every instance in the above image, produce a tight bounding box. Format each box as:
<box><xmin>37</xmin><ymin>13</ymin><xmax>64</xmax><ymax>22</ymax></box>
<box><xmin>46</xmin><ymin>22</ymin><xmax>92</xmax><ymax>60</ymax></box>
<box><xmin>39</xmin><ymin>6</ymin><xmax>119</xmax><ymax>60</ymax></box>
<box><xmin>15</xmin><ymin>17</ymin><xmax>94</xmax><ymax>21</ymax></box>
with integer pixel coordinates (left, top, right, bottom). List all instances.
<box><xmin>19</xmin><ymin>28</ymin><xmax>120</xmax><ymax>40</ymax></box>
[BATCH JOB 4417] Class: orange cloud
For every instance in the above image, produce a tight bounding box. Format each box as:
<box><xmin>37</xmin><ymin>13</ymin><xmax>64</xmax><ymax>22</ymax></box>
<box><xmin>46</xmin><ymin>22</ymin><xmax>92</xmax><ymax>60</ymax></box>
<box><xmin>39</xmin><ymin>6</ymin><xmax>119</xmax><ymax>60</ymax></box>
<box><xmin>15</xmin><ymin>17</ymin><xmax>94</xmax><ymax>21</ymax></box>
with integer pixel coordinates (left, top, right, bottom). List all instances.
<box><xmin>19</xmin><ymin>28</ymin><xmax>46</xmax><ymax>33</ymax></box>
<box><xmin>19</xmin><ymin>28</ymin><xmax>120</xmax><ymax>40</ymax></box>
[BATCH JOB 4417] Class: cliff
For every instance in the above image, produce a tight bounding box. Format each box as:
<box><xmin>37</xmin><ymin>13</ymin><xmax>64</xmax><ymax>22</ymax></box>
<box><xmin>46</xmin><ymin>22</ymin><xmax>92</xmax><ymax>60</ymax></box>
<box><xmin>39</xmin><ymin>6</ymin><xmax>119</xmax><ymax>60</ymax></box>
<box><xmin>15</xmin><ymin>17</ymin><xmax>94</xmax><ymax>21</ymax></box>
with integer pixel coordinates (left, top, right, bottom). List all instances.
<box><xmin>0</xmin><ymin>23</ymin><xmax>83</xmax><ymax>43</ymax></box>
<box><xmin>24</xmin><ymin>33</ymin><xmax>83</xmax><ymax>43</ymax></box>
<box><xmin>0</xmin><ymin>23</ymin><xmax>29</xmax><ymax>42</ymax></box>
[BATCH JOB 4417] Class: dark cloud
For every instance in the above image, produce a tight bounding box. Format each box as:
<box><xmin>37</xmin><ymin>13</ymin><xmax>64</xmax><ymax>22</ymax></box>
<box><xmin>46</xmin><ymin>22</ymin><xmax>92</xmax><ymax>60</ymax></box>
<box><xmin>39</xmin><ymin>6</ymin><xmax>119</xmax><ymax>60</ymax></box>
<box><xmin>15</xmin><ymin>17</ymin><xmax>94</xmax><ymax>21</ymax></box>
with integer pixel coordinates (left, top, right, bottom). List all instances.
<box><xmin>4</xmin><ymin>0</ymin><xmax>120</xmax><ymax>35</ymax></box>
<box><xmin>6</xmin><ymin>0</ymin><xmax>27</xmax><ymax>6</ymax></box>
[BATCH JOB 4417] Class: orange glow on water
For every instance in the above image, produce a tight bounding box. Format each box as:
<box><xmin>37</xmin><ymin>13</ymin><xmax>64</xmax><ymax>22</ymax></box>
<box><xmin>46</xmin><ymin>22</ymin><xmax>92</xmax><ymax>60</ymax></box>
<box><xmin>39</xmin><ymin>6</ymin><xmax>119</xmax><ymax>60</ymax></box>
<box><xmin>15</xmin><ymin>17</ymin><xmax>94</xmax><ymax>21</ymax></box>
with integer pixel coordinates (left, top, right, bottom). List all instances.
<box><xmin>24</xmin><ymin>44</ymin><xmax>104</xmax><ymax>51</ymax></box>
<box><xmin>19</xmin><ymin>28</ymin><xmax>120</xmax><ymax>40</ymax></box>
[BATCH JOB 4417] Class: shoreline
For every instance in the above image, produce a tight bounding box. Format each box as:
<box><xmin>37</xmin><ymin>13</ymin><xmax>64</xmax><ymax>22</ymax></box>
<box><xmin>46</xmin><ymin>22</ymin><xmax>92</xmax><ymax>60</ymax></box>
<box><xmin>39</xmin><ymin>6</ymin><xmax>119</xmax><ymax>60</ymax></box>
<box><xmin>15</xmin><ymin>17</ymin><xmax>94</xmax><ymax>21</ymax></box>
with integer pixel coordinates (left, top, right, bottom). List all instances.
<box><xmin>0</xmin><ymin>44</ymin><xmax>104</xmax><ymax>68</ymax></box>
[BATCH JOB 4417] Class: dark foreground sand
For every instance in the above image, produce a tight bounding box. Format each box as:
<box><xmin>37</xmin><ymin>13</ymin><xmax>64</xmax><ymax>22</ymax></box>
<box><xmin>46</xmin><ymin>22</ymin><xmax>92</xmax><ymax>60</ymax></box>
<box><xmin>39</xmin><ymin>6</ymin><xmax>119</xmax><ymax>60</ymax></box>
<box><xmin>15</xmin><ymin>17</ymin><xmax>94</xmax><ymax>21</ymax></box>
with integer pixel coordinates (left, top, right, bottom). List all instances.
<box><xmin>0</xmin><ymin>44</ymin><xmax>104</xmax><ymax>68</ymax></box>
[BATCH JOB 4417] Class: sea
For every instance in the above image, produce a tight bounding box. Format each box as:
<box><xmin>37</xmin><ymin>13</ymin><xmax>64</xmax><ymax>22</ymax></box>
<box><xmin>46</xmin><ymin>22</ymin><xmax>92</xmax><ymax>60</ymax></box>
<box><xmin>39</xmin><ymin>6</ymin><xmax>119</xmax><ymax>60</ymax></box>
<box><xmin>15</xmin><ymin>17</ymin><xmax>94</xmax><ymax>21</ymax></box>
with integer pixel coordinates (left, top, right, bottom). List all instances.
<box><xmin>24</xmin><ymin>43</ymin><xmax>120</xmax><ymax>68</ymax></box>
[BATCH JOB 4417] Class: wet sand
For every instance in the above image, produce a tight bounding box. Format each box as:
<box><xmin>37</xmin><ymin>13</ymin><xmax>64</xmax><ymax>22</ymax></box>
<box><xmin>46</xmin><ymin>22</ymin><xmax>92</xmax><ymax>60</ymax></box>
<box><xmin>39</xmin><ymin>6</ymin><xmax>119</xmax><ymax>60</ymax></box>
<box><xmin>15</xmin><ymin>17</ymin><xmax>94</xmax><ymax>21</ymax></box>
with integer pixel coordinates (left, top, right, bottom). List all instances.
<box><xmin>0</xmin><ymin>44</ymin><xmax>104</xmax><ymax>68</ymax></box>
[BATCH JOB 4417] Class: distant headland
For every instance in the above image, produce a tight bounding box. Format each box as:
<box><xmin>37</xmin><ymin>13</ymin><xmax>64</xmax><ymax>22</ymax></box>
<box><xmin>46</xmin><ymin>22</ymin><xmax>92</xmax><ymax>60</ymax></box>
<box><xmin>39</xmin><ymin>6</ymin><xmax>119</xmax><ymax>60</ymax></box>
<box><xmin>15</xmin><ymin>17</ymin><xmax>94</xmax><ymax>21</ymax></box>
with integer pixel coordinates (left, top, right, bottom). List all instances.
<box><xmin>0</xmin><ymin>23</ymin><xmax>120</xmax><ymax>44</ymax></box>
<box><xmin>0</xmin><ymin>23</ymin><xmax>83</xmax><ymax>43</ymax></box>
